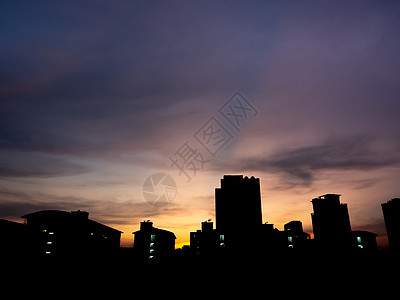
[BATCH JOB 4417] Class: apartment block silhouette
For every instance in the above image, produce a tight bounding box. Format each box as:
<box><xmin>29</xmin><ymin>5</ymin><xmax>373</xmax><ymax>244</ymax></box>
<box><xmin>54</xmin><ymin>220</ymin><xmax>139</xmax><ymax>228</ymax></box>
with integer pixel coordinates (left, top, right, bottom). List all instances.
<box><xmin>133</xmin><ymin>221</ymin><xmax>176</xmax><ymax>263</ymax></box>
<box><xmin>22</xmin><ymin>210</ymin><xmax>122</xmax><ymax>257</ymax></box>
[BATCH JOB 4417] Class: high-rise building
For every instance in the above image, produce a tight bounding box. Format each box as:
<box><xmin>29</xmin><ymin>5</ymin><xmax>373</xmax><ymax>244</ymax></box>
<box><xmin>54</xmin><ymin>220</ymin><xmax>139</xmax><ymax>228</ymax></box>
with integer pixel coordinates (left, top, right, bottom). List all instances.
<box><xmin>215</xmin><ymin>175</ymin><xmax>262</xmax><ymax>233</ymax></box>
<box><xmin>382</xmin><ymin>198</ymin><xmax>400</xmax><ymax>251</ymax></box>
<box><xmin>311</xmin><ymin>194</ymin><xmax>352</xmax><ymax>249</ymax></box>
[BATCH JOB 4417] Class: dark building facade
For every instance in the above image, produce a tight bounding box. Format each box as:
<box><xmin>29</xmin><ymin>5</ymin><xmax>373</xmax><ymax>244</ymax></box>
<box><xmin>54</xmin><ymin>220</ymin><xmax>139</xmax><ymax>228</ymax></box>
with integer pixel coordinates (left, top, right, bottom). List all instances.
<box><xmin>311</xmin><ymin>194</ymin><xmax>352</xmax><ymax>249</ymax></box>
<box><xmin>133</xmin><ymin>221</ymin><xmax>176</xmax><ymax>263</ymax></box>
<box><xmin>351</xmin><ymin>231</ymin><xmax>378</xmax><ymax>252</ymax></box>
<box><xmin>215</xmin><ymin>175</ymin><xmax>262</xmax><ymax>233</ymax></box>
<box><xmin>284</xmin><ymin>220</ymin><xmax>311</xmax><ymax>250</ymax></box>
<box><xmin>190</xmin><ymin>221</ymin><xmax>224</xmax><ymax>257</ymax></box>
<box><xmin>0</xmin><ymin>218</ymin><xmax>27</xmax><ymax>258</ymax></box>
<box><xmin>213</xmin><ymin>175</ymin><xmax>313</xmax><ymax>255</ymax></box>
<box><xmin>215</xmin><ymin>175</ymin><xmax>263</xmax><ymax>253</ymax></box>
<box><xmin>382</xmin><ymin>198</ymin><xmax>400</xmax><ymax>251</ymax></box>
<box><xmin>22</xmin><ymin>210</ymin><xmax>122</xmax><ymax>257</ymax></box>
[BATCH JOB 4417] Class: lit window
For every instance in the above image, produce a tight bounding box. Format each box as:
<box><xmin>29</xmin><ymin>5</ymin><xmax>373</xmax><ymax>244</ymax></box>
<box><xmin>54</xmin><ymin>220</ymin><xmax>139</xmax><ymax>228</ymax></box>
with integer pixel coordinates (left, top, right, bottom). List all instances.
<box><xmin>42</xmin><ymin>229</ymin><xmax>47</xmax><ymax>233</ymax></box>
<box><xmin>48</xmin><ymin>232</ymin><xmax>54</xmax><ymax>235</ymax></box>
<box><xmin>288</xmin><ymin>236</ymin><xmax>293</xmax><ymax>243</ymax></box>
<box><xmin>90</xmin><ymin>232</ymin><xmax>94</xmax><ymax>236</ymax></box>
<box><xmin>357</xmin><ymin>236</ymin><xmax>362</xmax><ymax>243</ymax></box>
<box><xmin>47</xmin><ymin>241</ymin><xmax>52</xmax><ymax>245</ymax></box>
<box><xmin>151</xmin><ymin>234</ymin><xmax>156</xmax><ymax>241</ymax></box>
<box><xmin>45</xmin><ymin>251</ymin><xmax>51</xmax><ymax>254</ymax></box>
<box><xmin>219</xmin><ymin>235</ymin><xmax>224</xmax><ymax>242</ymax></box>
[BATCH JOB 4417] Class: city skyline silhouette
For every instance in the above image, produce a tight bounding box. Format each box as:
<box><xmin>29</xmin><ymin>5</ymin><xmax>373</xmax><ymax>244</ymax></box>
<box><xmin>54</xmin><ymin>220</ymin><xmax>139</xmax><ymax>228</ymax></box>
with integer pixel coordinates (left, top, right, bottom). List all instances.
<box><xmin>2</xmin><ymin>1</ymin><xmax>400</xmax><ymax>251</ymax></box>
<box><xmin>1</xmin><ymin>2</ymin><xmax>400</xmax><ymax>290</ymax></box>
<box><xmin>1</xmin><ymin>173</ymin><xmax>399</xmax><ymax>296</ymax></box>
<box><xmin>1</xmin><ymin>174</ymin><xmax>398</xmax><ymax>262</ymax></box>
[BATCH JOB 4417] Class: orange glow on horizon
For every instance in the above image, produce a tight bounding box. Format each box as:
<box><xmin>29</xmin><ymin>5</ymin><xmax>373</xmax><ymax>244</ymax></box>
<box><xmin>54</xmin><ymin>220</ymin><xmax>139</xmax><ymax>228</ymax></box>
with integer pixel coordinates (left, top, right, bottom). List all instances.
<box><xmin>175</xmin><ymin>241</ymin><xmax>190</xmax><ymax>249</ymax></box>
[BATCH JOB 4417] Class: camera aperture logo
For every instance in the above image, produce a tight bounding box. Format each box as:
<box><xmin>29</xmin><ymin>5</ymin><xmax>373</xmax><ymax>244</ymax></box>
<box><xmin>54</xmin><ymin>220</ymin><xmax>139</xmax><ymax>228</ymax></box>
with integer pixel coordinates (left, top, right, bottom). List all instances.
<box><xmin>142</xmin><ymin>173</ymin><xmax>177</xmax><ymax>207</ymax></box>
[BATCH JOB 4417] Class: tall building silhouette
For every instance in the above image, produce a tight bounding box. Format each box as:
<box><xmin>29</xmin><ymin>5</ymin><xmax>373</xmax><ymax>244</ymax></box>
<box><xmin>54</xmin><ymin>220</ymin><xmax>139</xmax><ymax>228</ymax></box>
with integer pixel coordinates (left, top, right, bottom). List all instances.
<box><xmin>311</xmin><ymin>194</ymin><xmax>352</xmax><ymax>249</ymax></box>
<box><xmin>382</xmin><ymin>198</ymin><xmax>400</xmax><ymax>251</ymax></box>
<box><xmin>215</xmin><ymin>175</ymin><xmax>262</xmax><ymax>233</ymax></box>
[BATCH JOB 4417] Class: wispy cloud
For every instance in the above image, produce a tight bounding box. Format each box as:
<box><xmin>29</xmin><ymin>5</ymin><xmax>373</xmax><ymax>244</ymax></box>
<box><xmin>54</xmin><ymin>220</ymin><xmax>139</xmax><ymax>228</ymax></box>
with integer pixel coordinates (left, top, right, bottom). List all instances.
<box><xmin>0</xmin><ymin>151</ymin><xmax>90</xmax><ymax>178</ymax></box>
<box><xmin>236</xmin><ymin>136</ymin><xmax>399</xmax><ymax>187</ymax></box>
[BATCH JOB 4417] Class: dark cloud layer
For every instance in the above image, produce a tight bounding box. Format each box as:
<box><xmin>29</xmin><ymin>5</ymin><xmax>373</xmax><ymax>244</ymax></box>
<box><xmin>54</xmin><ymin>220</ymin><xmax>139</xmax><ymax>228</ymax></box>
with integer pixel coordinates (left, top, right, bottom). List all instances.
<box><xmin>237</xmin><ymin>136</ymin><xmax>399</xmax><ymax>186</ymax></box>
<box><xmin>0</xmin><ymin>151</ymin><xmax>89</xmax><ymax>178</ymax></box>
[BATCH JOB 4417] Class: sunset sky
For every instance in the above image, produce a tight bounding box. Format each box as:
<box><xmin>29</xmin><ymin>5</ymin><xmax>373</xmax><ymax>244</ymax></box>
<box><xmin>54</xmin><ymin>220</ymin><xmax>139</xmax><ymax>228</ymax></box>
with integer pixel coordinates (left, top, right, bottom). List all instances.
<box><xmin>1</xmin><ymin>0</ymin><xmax>400</xmax><ymax>248</ymax></box>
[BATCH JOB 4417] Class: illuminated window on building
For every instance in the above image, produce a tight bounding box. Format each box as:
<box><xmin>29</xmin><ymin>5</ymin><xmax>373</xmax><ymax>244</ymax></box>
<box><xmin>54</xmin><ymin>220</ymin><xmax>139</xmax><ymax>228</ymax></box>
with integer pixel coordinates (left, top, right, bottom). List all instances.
<box><xmin>288</xmin><ymin>236</ymin><xmax>293</xmax><ymax>243</ymax></box>
<box><xmin>357</xmin><ymin>236</ymin><xmax>362</xmax><ymax>243</ymax></box>
<box><xmin>151</xmin><ymin>234</ymin><xmax>156</xmax><ymax>241</ymax></box>
<box><xmin>219</xmin><ymin>234</ymin><xmax>225</xmax><ymax>247</ymax></box>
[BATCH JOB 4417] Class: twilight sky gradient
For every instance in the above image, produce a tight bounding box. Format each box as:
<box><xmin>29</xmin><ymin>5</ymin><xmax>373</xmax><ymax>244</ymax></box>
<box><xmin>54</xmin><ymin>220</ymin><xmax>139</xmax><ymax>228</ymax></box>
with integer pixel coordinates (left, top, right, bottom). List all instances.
<box><xmin>1</xmin><ymin>0</ymin><xmax>400</xmax><ymax>247</ymax></box>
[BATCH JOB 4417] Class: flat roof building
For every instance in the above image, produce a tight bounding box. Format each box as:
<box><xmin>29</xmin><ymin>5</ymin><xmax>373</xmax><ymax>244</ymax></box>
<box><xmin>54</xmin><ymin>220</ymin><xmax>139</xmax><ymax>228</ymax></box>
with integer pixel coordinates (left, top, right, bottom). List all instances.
<box><xmin>311</xmin><ymin>194</ymin><xmax>352</xmax><ymax>249</ymax></box>
<box><xmin>215</xmin><ymin>175</ymin><xmax>262</xmax><ymax>234</ymax></box>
